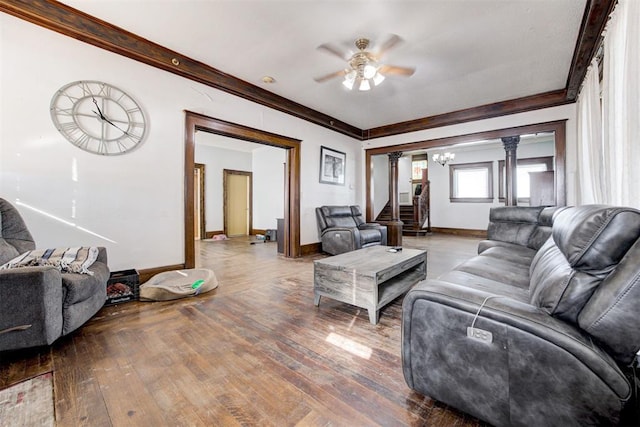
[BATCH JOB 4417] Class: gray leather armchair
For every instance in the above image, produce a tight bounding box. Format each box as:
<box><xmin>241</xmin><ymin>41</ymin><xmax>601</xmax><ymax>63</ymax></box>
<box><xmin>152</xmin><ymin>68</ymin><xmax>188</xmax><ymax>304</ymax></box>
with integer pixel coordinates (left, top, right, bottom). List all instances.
<box><xmin>402</xmin><ymin>205</ymin><xmax>640</xmax><ymax>426</ymax></box>
<box><xmin>0</xmin><ymin>198</ymin><xmax>109</xmax><ymax>351</ymax></box>
<box><xmin>316</xmin><ymin>205</ymin><xmax>387</xmax><ymax>255</ymax></box>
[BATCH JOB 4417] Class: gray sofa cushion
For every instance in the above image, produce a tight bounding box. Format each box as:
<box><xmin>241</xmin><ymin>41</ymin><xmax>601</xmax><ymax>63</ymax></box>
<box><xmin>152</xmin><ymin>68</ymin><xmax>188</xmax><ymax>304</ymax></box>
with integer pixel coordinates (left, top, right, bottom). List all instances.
<box><xmin>0</xmin><ymin>199</ymin><xmax>35</xmax><ymax>264</ymax></box>
<box><xmin>0</xmin><ymin>240</ymin><xmax>20</xmax><ymax>266</ymax></box>
<box><xmin>486</xmin><ymin>206</ymin><xmax>544</xmax><ymax>248</ymax></box>
<box><xmin>579</xmin><ymin>238</ymin><xmax>640</xmax><ymax>365</ymax></box>
<box><xmin>454</xmin><ymin>251</ymin><xmax>531</xmax><ymax>290</ymax></box>
<box><xmin>530</xmin><ymin>206</ymin><xmax>640</xmax><ymax>328</ymax></box>
<box><xmin>554</xmin><ymin>206</ymin><xmax>640</xmax><ymax>273</ymax></box>
<box><xmin>319</xmin><ymin>206</ymin><xmax>357</xmax><ymax>229</ymax></box>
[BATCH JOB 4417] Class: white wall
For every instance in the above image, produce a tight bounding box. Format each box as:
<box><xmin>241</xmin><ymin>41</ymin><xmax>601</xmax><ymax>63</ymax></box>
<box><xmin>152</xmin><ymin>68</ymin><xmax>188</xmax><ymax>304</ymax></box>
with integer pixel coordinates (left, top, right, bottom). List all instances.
<box><xmin>252</xmin><ymin>145</ymin><xmax>286</xmax><ymax>230</ymax></box>
<box><xmin>398</xmin><ymin>156</ymin><xmax>412</xmax><ymax>205</ymax></box>
<box><xmin>427</xmin><ymin>140</ymin><xmax>555</xmax><ymax>230</ymax></box>
<box><xmin>0</xmin><ymin>15</ymin><xmax>360</xmax><ymax>271</ymax></box>
<box><xmin>361</xmin><ymin>104</ymin><xmax>578</xmax><ymax>226</ymax></box>
<box><xmin>372</xmin><ymin>154</ymin><xmax>389</xmax><ymax>218</ymax></box>
<box><xmin>194</xmin><ymin>144</ymin><xmax>252</xmax><ymax>232</ymax></box>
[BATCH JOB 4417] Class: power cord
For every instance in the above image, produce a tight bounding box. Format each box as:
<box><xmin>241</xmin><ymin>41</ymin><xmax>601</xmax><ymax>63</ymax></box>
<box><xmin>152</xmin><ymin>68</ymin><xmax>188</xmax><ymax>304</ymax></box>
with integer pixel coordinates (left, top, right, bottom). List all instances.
<box><xmin>466</xmin><ymin>295</ymin><xmax>500</xmax><ymax>343</ymax></box>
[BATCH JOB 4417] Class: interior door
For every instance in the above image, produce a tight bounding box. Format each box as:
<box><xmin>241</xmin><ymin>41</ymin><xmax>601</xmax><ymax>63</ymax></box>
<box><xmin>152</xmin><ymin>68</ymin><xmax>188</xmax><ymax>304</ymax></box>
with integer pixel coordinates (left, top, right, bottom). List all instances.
<box><xmin>224</xmin><ymin>170</ymin><xmax>252</xmax><ymax>237</ymax></box>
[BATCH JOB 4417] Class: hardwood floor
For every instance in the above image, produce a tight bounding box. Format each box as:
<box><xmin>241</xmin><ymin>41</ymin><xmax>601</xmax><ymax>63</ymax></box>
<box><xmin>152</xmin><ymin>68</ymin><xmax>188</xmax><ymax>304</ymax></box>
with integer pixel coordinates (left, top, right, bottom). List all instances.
<box><xmin>0</xmin><ymin>234</ymin><xmax>488</xmax><ymax>426</ymax></box>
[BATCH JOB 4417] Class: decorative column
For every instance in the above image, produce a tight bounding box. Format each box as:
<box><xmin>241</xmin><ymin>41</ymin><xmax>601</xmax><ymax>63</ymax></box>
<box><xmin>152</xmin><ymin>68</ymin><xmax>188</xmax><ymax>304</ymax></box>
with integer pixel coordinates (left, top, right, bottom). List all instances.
<box><xmin>387</xmin><ymin>151</ymin><xmax>403</xmax><ymax>247</ymax></box>
<box><xmin>502</xmin><ymin>136</ymin><xmax>520</xmax><ymax>206</ymax></box>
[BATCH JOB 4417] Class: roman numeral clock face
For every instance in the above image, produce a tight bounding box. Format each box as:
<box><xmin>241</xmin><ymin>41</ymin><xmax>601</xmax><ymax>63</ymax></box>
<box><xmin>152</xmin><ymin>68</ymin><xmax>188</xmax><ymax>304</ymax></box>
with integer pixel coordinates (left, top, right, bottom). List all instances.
<box><xmin>50</xmin><ymin>81</ymin><xmax>146</xmax><ymax>155</ymax></box>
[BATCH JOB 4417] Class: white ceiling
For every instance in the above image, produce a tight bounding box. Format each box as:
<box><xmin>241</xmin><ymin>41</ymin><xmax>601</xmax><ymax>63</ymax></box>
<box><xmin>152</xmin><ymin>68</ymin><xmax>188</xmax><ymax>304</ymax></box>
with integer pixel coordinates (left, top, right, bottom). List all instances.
<box><xmin>61</xmin><ymin>0</ymin><xmax>587</xmax><ymax>130</ymax></box>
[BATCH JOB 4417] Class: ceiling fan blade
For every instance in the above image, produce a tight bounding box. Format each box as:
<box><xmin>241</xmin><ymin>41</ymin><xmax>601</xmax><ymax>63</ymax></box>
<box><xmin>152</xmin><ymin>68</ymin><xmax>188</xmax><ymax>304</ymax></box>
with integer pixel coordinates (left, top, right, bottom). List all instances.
<box><xmin>379</xmin><ymin>64</ymin><xmax>415</xmax><ymax>77</ymax></box>
<box><xmin>313</xmin><ymin>69</ymin><xmax>347</xmax><ymax>83</ymax></box>
<box><xmin>317</xmin><ymin>43</ymin><xmax>350</xmax><ymax>61</ymax></box>
<box><xmin>377</xmin><ymin>34</ymin><xmax>403</xmax><ymax>58</ymax></box>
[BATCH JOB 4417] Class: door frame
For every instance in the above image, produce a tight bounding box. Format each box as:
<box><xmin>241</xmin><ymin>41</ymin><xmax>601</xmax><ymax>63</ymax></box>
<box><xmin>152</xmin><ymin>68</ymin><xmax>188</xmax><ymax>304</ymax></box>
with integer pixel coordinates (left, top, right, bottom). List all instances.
<box><xmin>184</xmin><ymin>111</ymin><xmax>301</xmax><ymax>268</ymax></box>
<box><xmin>364</xmin><ymin>120</ymin><xmax>567</xmax><ymax>222</ymax></box>
<box><xmin>194</xmin><ymin>163</ymin><xmax>206</xmax><ymax>239</ymax></box>
<box><xmin>223</xmin><ymin>169</ymin><xmax>253</xmax><ymax>236</ymax></box>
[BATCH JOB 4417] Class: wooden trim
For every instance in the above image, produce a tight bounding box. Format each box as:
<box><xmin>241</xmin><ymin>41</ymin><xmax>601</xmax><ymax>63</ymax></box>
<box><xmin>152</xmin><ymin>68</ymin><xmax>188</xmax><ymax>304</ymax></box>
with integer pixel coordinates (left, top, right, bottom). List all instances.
<box><xmin>565</xmin><ymin>0</ymin><xmax>617</xmax><ymax>100</ymax></box>
<box><xmin>497</xmin><ymin>156</ymin><xmax>554</xmax><ymax>201</ymax></box>
<box><xmin>364</xmin><ymin>90</ymin><xmax>570</xmax><ymax>139</ymax></box>
<box><xmin>301</xmin><ymin>242</ymin><xmax>322</xmax><ymax>256</ymax></box>
<box><xmin>185</xmin><ymin>111</ymin><xmax>301</xmax><ymax>269</ymax></box>
<box><xmin>366</xmin><ymin>120</ymin><xmax>568</xmax><ymax>220</ymax></box>
<box><xmin>449</xmin><ymin>161</ymin><xmax>494</xmax><ymax>203</ymax></box>
<box><xmin>1</xmin><ymin>1</ymin><xmax>609</xmax><ymax>141</ymax></box>
<box><xmin>223</xmin><ymin>169</ymin><xmax>253</xmax><ymax>236</ymax></box>
<box><xmin>205</xmin><ymin>230</ymin><xmax>225</xmax><ymax>239</ymax></box>
<box><xmin>252</xmin><ymin>228</ymin><xmax>267</xmax><ymax>235</ymax></box>
<box><xmin>194</xmin><ymin>163</ymin><xmax>206</xmax><ymax>240</ymax></box>
<box><xmin>365</xmin><ymin>150</ymin><xmax>374</xmax><ymax>222</ymax></box>
<box><xmin>137</xmin><ymin>264</ymin><xmax>186</xmax><ymax>284</ymax></box>
<box><xmin>430</xmin><ymin>227</ymin><xmax>488</xmax><ymax>238</ymax></box>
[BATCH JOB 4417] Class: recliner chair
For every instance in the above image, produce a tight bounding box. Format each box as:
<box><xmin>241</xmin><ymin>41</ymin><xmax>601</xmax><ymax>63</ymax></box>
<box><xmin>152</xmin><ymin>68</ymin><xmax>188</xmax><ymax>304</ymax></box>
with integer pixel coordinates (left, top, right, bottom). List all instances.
<box><xmin>315</xmin><ymin>205</ymin><xmax>387</xmax><ymax>255</ymax></box>
<box><xmin>0</xmin><ymin>198</ymin><xmax>109</xmax><ymax>351</ymax></box>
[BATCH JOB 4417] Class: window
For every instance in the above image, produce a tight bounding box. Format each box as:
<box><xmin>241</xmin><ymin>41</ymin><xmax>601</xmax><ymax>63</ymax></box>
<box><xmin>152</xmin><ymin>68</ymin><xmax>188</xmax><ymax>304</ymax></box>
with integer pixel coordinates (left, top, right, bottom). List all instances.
<box><xmin>411</xmin><ymin>155</ymin><xmax>428</xmax><ymax>181</ymax></box>
<box><xmin>498</xmin><ymin>156</ymin><xmax>553</xmax><ymax>202</ymax></box>
<box><xmin>449</xmin><ymin>162</ymin><xmax>494</xmax><ymax>203</ymax></box>
<box><xmin>411</xmin><ymin>154</ymin><xmax>428</xmax><ymax>196</ymax></box>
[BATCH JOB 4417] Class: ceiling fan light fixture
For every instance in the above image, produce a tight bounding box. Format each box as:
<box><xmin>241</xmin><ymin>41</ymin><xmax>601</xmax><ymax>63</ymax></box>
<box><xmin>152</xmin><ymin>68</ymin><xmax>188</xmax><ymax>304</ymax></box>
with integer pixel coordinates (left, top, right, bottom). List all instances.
<box><xmin>342</xmin><ymin>78</ymin><xmax>355</xmax><ymax>90</ymax></box>
<box><xmin>316</xmin><ymin>35</ymin><xmax>415</xmax><ymax>92</ymax></box>
<box><xmin>342</xmin><ymin>70</ymin><xmax>356</xmax><ymax>89</ymax></box>
<box><xmin>363</xmin><ymin>64</ymin><xmax>377</xmax><ymax>79</ymax></box>
<box><xmin>373</xmin><ymin>72</ymin><xmax>385</xmax><ymax>86</ymax></box>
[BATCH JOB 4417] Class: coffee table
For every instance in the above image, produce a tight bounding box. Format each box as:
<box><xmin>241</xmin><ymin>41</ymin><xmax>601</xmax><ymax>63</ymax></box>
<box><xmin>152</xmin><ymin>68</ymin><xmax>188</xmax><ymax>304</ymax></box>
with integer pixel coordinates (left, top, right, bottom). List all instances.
<box><xmin>313</xmin><ymin>245</ymin><xmax>427</xmax><ymax>324</ymax></box>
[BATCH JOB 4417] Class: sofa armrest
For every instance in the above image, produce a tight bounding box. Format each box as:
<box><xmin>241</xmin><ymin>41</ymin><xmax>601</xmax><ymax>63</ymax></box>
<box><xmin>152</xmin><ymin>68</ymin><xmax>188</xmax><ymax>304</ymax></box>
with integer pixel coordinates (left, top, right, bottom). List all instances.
<box><xmin>0</xmin><ymin>267</ymin><xmax>63</xmax><ymax>350</ymax></box>
<box><xmin>320</xmin><ymin>227</ymin><xmax>360</xmax><ymax>255</ymax></box>
<box><xmin>358</xmin><ymin>222</ymin><xmax>382</xmax><ymax>229</ymax></box>
<box><xmin>402</xmin><ymin>279</ymin><xmax>630</xmax><ymax>425</ymax></box>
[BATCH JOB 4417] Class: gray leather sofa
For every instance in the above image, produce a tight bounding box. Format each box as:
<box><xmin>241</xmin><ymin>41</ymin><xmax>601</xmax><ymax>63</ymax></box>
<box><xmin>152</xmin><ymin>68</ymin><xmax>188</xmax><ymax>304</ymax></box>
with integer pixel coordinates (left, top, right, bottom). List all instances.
<box><xmin>316</xmin><ymin>205</ymin><xmax>387</xmax><ymax>255</ymax></box>
<box><xmin>402</xmin><ymin>205</ymin><xmax>640</xmax><ymax>426</ymax></box>
<box><xmin>0</xmin><ymin>198</ymin><xmax>109</xmax><ymax>351</ymax></box>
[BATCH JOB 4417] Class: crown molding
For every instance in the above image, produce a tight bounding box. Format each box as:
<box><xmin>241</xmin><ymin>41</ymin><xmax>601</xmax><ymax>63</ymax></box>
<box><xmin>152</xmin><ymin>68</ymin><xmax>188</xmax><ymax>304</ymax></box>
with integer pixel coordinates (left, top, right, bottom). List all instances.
<box><xmin>0</xmin><ymin>0</ymin><xmax>362</xmax><ymax>140</ymax></box>
<box><xmin>364</xmin><ymin>89</ymin><xmax>570</xmax><ymax>139</ymax></box>
<box><xmin>565</xmin><ymin>0</ymin><xmax>616</xmax><ymax>100</ymax></box>
<box><xmin>1</xmin><ymin>0</ymin><xmax>614</xmax><ymax>141</ymax></box>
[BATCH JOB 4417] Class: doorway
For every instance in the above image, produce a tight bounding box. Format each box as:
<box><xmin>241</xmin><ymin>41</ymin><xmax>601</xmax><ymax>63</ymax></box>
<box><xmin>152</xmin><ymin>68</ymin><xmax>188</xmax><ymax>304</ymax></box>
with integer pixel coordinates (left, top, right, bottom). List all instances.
<box><xmin>224</xmin><ymin>169</ymin><xmax>252</xmax><ymax>237</ymax></box>
<box><xmin>184</xmin><ymin>111</ymin><xmax>302</xmax><ymax>268</ymax></box>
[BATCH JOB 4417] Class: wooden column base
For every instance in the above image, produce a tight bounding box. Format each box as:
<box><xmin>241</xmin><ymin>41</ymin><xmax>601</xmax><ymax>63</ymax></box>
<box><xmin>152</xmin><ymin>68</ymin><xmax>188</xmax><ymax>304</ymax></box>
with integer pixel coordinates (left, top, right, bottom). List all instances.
<box><xmin>386</xmin><ymin>220</ymin><xmax>404</xmax><ymax>247</ymax></box>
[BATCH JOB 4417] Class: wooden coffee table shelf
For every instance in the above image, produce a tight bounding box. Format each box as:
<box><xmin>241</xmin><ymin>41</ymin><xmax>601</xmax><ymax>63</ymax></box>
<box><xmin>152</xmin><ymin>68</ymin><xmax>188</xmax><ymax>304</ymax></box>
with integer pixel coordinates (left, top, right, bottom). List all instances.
<box><xmin>313</xmin><ymin>246</ymin><xmax>427</xmax><ymax>324</ymax></box>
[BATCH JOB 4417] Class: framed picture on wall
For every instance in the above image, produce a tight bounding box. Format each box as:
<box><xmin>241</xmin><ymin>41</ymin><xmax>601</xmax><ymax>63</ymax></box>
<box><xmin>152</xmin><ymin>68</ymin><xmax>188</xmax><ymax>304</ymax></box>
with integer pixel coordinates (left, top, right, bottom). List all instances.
<box><xmin>319</xmin><ymin>146</ymin><xmax>346</xmax><ymax>185</ymax></box>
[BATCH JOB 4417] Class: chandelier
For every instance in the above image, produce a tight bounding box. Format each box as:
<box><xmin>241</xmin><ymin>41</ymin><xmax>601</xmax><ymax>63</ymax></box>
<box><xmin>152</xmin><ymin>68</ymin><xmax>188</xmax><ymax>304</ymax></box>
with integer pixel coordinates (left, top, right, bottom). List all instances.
<box><xmin>342</xmin><ymin>39</ymin><xmax>385</xmax><ymax>91</ymax></box>
<box><xmin>432</xmin><ymin>152</ymin><xmax>455</xmax><ymax>166</ymax></box>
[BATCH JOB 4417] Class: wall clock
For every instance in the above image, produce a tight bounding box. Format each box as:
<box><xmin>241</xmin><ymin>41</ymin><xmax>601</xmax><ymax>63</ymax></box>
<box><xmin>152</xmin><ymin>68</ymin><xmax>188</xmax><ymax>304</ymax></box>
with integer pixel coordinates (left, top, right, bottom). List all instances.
<box><xmin>50</xmin><ymin>80</ymin><xmax>146</xmax><ymax>155</ymax></box>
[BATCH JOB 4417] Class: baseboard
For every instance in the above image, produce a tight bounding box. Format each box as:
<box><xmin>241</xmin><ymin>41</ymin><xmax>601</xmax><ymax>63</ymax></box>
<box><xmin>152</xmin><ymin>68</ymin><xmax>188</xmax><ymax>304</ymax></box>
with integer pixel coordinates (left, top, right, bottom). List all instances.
<box><xmin>204</xmin><ymin>230</ymin><xmax>224</xmax><ymax>239</ymax></box>
<box><xmin>301</xmin><ymin>242</ymin><xmax>322</xmax><ymax>256</ymax></box>
<box><xmin>137</xmin><ymin>264</ymin><xmax>186</xmax><ymax>284</ymax></box>
<box><xmin>252</xmin><ymin>228</ymin><xmax>267</xmax><ymax>235</ymax></box>
<box><xmin>430</xmin><ymin>227</ymin><xmax>488</xmax><ymax>238</ymax></box>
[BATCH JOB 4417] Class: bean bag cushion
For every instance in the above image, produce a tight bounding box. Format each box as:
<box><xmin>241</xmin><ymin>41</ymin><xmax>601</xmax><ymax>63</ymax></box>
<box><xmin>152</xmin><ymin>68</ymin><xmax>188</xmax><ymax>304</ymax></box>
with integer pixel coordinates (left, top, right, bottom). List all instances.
<box><xmin>140</xmin><ymin>268</ymin><xmax>218</xmax><ymax>301</ymax></box>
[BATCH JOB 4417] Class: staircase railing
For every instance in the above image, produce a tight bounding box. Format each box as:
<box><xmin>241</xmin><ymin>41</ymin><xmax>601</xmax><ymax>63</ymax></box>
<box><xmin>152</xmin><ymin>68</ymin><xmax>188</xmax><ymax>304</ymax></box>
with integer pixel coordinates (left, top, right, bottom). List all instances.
<box><xmin>413</xmin><ymin>181</ymin><xmax>431</xmax><ymax>232</ymax></box>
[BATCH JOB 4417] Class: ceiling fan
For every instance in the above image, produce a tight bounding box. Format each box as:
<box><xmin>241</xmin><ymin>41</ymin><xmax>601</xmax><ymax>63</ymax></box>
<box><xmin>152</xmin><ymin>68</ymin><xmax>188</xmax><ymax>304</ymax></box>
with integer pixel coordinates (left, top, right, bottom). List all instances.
<box><xmin>314</xmin><ymin>35</ymin><xmax>415</xmax><ymax>91</ymax></box>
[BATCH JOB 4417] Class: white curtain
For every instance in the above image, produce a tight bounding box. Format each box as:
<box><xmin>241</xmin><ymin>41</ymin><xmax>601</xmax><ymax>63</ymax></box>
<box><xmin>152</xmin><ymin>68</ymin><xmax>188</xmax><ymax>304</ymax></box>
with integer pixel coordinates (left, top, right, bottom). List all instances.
<box><xmin>601</xmin><ymin>0</ymin><xmax>640</xmax><ymax>208</ymax></box>
<box><xmin>576</xmin><ymin>58</ymin><xmax>604</xmax><ymax>204</ymax></box>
